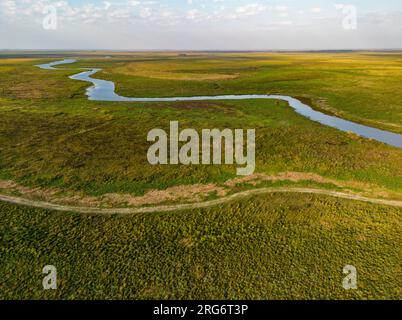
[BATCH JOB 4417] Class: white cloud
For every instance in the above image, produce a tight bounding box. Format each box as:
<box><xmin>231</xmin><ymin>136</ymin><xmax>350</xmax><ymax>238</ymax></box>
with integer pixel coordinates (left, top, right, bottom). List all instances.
<box><xmin>186</xmin><ymin>9</ymin><xmax>202</xmax><ymax>21</ymax></box>
<box><xmin>140</xmin><ymin>7</ymin><xmax>152</xmax><ymax>18</ymax></box>
<box><xmin>235</xmin><ymin>4</ymin><xmax>267</xmax><ymax>17</ymax></box>
<box><xmin>0</xmin><ymin>0</ymin><xmax>17</xmax><ymax>17</ymax></box>
<box><xmin>0</xmin><ymin>1</ymin><xmax>401</xmax><ymax>50</ymax></box>
<box><xmin>275</xmin><ymin>6</ymin><xmax>288</xmax><ymax>12</ymax></box>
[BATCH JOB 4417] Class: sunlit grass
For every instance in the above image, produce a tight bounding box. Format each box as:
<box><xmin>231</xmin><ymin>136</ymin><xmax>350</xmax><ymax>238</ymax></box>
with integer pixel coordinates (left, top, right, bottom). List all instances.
<box><xmin>0</xmin><ymin>52</ymin><xmax>401</xmax><ymax>300</ymax></box>
<box><xmin>0</xmin><ymin>194</ymin><xmax>400</xmax><ymax>299</ymax></box>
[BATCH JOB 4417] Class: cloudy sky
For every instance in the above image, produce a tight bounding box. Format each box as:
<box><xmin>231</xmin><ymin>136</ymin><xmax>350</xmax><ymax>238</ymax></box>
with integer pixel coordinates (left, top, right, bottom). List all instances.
<box><xmin>0</xmin><ymin>0</ymin><xmax>401</xmax><ymax>50</ymax></box>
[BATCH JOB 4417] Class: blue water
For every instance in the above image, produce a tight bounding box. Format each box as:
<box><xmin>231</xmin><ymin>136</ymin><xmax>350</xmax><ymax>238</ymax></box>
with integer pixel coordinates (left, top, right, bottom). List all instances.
<box><xmin>36</xmin><ymin>59</ymin><xmax>77</xmax><ymax>70</ymax></box>
<box><xmin>37</xmin><ymin>59</ymin><xmax>402</xmax><ymax>149</ymax></box>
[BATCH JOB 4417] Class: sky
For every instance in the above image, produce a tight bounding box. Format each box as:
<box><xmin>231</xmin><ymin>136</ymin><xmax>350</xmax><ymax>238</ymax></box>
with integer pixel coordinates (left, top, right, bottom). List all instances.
<box><xmin>0</xmin><ymin>0</ymin><xmax>401</xmax><ymax>50</ymax></box>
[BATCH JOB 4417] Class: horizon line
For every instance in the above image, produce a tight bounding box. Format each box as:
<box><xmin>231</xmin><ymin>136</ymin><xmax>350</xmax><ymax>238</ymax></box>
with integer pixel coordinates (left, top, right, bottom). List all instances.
<box><xmin>1</xmin><ymin>48</ymin><xmax>402</xmax><ymax>53</ymax></box>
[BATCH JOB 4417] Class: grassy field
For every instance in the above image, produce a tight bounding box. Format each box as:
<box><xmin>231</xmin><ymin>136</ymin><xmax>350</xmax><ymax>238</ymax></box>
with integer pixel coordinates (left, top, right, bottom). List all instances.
<box><xmin>94</xmin><ymin>52</ymin><xmax>402</xmax><ymax>133</ymax></box>
<box><xmin>1</xmin><ymin>194</ymin><xmax>401</xmax><ymax>300</ymax></box>
<box><xmin>0</xmin><ymin>52</ymin><xmax>401</xmax><ymax>299</ymax></box>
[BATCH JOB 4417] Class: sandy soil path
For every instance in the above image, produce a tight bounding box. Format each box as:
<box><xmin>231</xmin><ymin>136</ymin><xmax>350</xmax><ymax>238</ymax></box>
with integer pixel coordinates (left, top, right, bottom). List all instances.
<box><xmin>1</xmin><ymin>187</ymin><xmax>401</xmax><ymax>216</ymax></box>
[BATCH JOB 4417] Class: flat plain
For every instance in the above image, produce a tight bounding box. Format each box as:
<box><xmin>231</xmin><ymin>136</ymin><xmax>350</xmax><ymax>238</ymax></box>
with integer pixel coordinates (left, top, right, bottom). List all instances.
<box><xmin>0</xmin><ymin>52</ymin><xmax>401</xmax><ymax>299</ymax></box>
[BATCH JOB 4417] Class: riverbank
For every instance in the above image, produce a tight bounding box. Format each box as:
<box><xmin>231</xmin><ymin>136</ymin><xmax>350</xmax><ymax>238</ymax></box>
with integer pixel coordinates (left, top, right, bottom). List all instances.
<box><xmin>37</xmin><ymin>59</ymin><xmax>402</xmax><ymax>148</ymax></box>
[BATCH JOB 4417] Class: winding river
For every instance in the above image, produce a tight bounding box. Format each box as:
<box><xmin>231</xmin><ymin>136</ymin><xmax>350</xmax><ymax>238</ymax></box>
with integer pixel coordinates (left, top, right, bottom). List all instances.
<box><xmin>37</xmin><ymin>59</ymin><xmax>402</xmax><ymax>148</ymax></box>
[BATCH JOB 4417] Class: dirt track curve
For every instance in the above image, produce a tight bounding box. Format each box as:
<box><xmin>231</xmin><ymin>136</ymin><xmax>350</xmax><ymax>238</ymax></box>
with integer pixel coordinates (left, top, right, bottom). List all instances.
<box><xmin>1</xmin><ymin>187</ymin><xmax>401</xmax><ymax>216</ymax></box>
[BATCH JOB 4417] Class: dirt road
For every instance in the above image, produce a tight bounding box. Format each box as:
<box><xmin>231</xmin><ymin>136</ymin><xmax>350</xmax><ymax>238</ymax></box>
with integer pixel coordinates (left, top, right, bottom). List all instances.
<box><xmin>1</xmin><ymin>187</ymin><xmax>401</xmax><ymax>216</ymax></box>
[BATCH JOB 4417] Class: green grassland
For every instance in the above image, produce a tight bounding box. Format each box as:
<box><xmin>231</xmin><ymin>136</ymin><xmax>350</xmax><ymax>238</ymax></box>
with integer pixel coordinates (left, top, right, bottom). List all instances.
<box><xmin>1</xmin><ymin>194</ymin><xmax>401</xmax><ymax>300</ymax></box>
<box><xmin>92</xmin><ymin>52</ymin><xmax>402</xmax><ymax>133</ymax></box>
<box><xmin>1</xmin><ymin>96</ymin><xmax>402</xmax><ymax>198</ymax></box>
<box><xmin>0</xmin><ymin>53</ymin><xmax>402</xmax><ymax>198</ymax></box>
<box><xmin>0</xmin><ymin>52</ymin><xmax>401</xmax><ymax>299</ymax></box>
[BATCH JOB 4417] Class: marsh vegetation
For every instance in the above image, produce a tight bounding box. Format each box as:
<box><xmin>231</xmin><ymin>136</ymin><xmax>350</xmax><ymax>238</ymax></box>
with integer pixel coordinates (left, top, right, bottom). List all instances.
<box><xmin>0</xmin><ymin>51</ymin><xmax>401</xmax><ymax>299</ymax></box>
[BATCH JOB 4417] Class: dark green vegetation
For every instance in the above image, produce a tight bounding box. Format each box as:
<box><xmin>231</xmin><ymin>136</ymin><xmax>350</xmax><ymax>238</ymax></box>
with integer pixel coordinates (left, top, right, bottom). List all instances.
<box><xmin>1</xmin><ymin>97</ymin><xmax>402</xmax><ymax>197</ymax></box>
<box><xmin>1</xmin><ymin>194</ymin><xmax>401</xmax><ymax>300</ymax></box>
<box><xmin>0</xmin><ymin>52</ymin><xmax>401</xmax><ymax>299</ymax></box>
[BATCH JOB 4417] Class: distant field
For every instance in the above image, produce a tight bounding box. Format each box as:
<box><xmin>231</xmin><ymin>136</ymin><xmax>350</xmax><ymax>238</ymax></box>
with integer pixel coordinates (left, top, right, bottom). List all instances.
<box><xmin>0</xmin><ymin>52</ymin><xmax>401</xmax><ymax>299</ymax></box>
<box><xmin>95</xmin><ymin>52</ymin><xmax>402</xmax><ymax>133</ymax></box>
